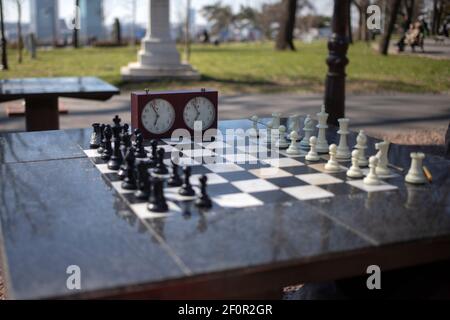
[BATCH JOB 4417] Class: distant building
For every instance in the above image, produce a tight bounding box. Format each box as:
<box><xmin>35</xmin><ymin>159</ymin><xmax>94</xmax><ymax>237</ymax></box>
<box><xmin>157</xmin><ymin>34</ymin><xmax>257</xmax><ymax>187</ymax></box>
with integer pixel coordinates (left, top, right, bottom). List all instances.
<box><xmin>79</xmin><ymin>0</ymin><xmax>104</xmax><ymax>44</ymax></box>
<box><xmin>29</xmin><ymin>0</ymin><xmax>59</xmax><ymax>45</ymax></box>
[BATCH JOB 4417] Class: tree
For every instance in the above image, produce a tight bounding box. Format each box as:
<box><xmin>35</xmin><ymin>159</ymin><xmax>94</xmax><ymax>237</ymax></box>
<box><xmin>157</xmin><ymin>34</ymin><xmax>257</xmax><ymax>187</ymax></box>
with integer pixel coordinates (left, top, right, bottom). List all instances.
<box><xmin>14</xmin><ymin>0</ymin><xmax>23</xmax><ymax>63</ymax></box>
<box><xmin>275</xmin><ymin>0</ymin><xmax>298</xmax><ymax>50</ymax></box>
<box><xmin>379</xmin><ymin>0</ymin><xmax>402</xmax><ymax>55</ymax></box>
<box><xmin>0</xmin><ymin>0</ymin><xmax>7</xmax><ymax>70</ymax></box>
<box><xmin>353</xmin><ymin>0</ymin><xmax>370</xmax><ymax>41</ymax></box>
<box><xmin>259</xmin><ymin>2</ymin><xmax>283</xmax><ymax>40</ymax></box>
<box><xmin>73</xmin><ymin>0</ymin><xmax>79</xmax><ymax>48</ymax></box>
<box><xmin>201</xmin><ymin>2</ymin><xmax>235</xmax><ymax>37</ymax></box>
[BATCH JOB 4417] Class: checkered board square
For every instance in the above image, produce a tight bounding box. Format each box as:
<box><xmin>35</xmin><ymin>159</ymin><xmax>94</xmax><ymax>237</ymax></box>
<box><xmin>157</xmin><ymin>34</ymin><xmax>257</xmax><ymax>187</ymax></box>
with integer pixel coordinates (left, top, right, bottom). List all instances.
<box><xmin>83</xmin><ymin>138</ymin><xmax>400</xmax><ymax>221</ymax></box>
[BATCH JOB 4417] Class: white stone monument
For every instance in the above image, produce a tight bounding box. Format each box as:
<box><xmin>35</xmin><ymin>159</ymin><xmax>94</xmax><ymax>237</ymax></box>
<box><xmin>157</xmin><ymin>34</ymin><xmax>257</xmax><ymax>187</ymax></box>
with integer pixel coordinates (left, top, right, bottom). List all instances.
<box><xmin>121</xmin><ymin>0</ymin><xmax>200</xmax><ymax>81</ymax></box>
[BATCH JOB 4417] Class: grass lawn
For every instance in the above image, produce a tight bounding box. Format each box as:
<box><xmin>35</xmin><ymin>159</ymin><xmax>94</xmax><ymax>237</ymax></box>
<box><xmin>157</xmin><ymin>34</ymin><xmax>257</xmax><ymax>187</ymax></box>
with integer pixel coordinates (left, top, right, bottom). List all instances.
<box><xmin>1</xmin><ymin>41</ymin><xmax>449</xmax><ymax>94</ymax></box>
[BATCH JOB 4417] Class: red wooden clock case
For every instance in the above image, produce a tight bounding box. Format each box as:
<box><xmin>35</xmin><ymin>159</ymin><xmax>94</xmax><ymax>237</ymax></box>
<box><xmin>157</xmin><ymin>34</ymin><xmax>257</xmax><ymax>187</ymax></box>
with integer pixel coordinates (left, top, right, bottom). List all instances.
<box><xmin>131</xmin><ymin>89</ymin><xmax>218</xmax><ymax>139</ymax></box>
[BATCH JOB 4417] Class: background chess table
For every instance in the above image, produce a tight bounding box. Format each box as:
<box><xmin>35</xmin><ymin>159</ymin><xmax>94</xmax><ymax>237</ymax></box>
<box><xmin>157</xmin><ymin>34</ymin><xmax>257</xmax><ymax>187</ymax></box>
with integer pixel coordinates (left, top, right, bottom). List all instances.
<box><xmin>0</xmin><ymin>118</ymin><xmax>449</xmax><ymax>299</ymax></box>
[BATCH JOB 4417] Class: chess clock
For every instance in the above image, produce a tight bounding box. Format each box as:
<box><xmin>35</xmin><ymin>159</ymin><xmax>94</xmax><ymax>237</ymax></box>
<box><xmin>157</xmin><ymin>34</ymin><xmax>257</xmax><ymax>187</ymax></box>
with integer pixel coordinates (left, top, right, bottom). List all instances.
<box><xmin>131</xmin><ymin>89</ymin><xmax>218</xmax><ymax>139</ymax></box>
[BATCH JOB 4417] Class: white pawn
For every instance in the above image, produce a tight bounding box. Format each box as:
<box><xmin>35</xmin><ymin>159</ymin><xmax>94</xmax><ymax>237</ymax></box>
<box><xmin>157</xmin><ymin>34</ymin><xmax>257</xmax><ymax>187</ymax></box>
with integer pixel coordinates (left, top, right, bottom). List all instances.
<box><xmin>405</xmin><ymin>152</ymin><xmax>427</xmax><ymax>184</ymax></box>
<box><xmin>324</xmin><ymin>144</ymin><xmax>341</xmax><ymax>173</ymax></box>
<box><xmin>355</xmin><ymin>130</ymin><xmax>368</xmax><ymax>167</ymax></box>
<box><xmin>300</xmin><ymin>115</ymin><xmax>314</xmax><ymax>150</ymax></box>
<box><xmin>336</xmin><ymin>118</ymin><xmax>351</xmax><ymax>159</ymax></box>
<box><xmin>305</xmin><ymin>136</ymin><xmax>320</xmax><ymax>161</ymax></box>
<box><xmin>363</xmin><ymin>156</ymin><xmax>381</xmax><ymax>185</ymax></box>
<box><xmin>249</xmin><ymin>115</ymin><xmax>259</xmax><ymax>137</ymax></box>
<box><xmin>286</xmin><ymin>131</ymin><xmax>301</xmax><ymax>155</ymax></box>
<box><xmin>276</xmin><ymin>125</ymin><xmax>289</xmax><ymax>149</ymax></box>
<box><xmin>346</xmin><ymin>149</ymin><xmax>364</xmax><ymax>178</ymax></box>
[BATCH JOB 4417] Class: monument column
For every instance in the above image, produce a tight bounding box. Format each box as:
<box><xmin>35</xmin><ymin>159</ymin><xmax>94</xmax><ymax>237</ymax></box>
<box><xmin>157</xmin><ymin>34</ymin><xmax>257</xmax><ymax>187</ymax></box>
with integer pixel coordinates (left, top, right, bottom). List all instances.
<box><xmin>121</xmin><ymin>0</ymin><xmax>200</xmax><ymax>81</ymax></box>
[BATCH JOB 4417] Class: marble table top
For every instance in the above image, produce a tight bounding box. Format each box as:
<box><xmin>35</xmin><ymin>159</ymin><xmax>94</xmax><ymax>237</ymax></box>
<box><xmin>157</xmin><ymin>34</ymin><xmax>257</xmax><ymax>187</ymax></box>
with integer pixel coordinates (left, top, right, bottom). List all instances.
<box><xmin>0</xmin><ymin>118</ymin><xmax>449</xmax><ymax>299</ymax></box>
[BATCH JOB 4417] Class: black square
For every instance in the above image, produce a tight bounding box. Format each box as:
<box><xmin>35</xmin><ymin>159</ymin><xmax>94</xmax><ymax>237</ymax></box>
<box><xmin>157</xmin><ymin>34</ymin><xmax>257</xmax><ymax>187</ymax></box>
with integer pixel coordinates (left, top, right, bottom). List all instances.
<box><xmin>327</xmin><ymin>171</ymin><xmax>349</xmax><ymax>181</ymax></box>
<box><xmin>218</xmin><ymin>171</ymin><xmax>257</xmax><ymax>182</ymax></box>
<box><xmin>207</xmin><ymin>183</ymin><xmax>241</xmax><ymax>196</ymax></box>
<box><xmin>283</xmin><ymin>165</ymin><xmax>320</xmax><ymax>175</ymax></box>
<box><xmin>266</xmin><ymin>176</ymin><xmax>308</xmax><ymax>188</ymax></box>
<box><xmin>190</xmin><ymin>165</ymin><xmax>213</xmax><ymax>175</ymax></box>
<box><xmin>91</xmin><ymin>157</ymin><xmax>106</xmax><ymax>164</ymax></box>
<box><xmin>320</xmin><ymin>182</ymin><xmax>364</xmax><ymax>196</ymax></box>
<box><xmin>237</xmin><ymin>162</ymin><xmax>271</xmax><ymax>170</ymax></box>
<box><xmin>251</xmin><ymin>190</ymin><xmax>297</xmax><ymax>204</ymax></box>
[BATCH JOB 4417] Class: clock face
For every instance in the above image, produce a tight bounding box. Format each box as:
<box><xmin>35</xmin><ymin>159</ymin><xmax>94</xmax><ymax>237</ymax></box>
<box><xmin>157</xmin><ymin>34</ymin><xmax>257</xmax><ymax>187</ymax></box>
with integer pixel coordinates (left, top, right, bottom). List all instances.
<box><xmin>141</xmin><ymin>99</ymin><xmax>175</xmax><ymax>134</ymax></box>
<box><xmin>183</xmin><ymin>97</ymin><xmax>216</xmax><ymax>130</ymax></box>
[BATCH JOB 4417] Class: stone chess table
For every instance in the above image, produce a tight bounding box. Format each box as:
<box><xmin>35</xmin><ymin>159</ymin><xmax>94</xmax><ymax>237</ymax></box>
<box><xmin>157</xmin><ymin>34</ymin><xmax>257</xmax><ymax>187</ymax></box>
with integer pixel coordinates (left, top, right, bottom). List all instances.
<box><xmin>0</xmin><ymin>77</ymin><xmax>119</xmax><ymax>132</ymax></box>
<box><xmin>0</xmin><ymin>118</ymin><xmax>449</xmax><ymax>299</ymax></box>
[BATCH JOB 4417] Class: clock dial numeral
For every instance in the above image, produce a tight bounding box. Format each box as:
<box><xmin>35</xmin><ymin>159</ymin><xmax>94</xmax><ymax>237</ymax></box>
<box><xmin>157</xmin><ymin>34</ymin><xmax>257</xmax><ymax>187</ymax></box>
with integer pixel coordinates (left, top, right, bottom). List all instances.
<box><xmin>141</xmin><ymin>99</ymin><xmax>175</xmax><ymax>134</ymax></box>
<box><xmin>183</xmin><ymin>97</ymin><xmax>215</xmax><ymax>130</ymax></box>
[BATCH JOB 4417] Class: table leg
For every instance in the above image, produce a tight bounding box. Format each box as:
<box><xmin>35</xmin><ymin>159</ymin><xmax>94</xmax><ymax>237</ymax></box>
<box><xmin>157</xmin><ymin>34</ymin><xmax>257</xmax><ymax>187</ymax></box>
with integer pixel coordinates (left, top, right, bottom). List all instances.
<box><xmin>25</xmin><ymin>96</ymin><xmax>59</xmax><ymax>131</ymax></box>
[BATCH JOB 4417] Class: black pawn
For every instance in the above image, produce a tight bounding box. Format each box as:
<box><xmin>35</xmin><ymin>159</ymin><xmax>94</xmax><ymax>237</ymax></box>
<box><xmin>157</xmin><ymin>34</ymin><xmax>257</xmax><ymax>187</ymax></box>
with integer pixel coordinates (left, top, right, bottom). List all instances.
<box><xmin>179</xmin><ymin>166</ymin><xmax>195</xmax><ymax>197</ymax></box>
<box><xmin>134</xmin><ymin>133</ymin><xmax>147</xmax><ymax>159</ymax></box>
<box><xmin>108</xmin><ymin>127</ymin><xmax>123</xmax><ymax>170</ymax></box>
<box><xmin>122</xmin><ymin>147</ymin><xmax>137</xmax><ymax>190</ymax></box>
<box><xmin>195</xmin><ymin>175</ymin><xmax>212</xmax><ymax>209</ymax></box>
<box><xmin>167</xmin><ymin>159</ymin><xmax>182</xmax><ymax>187</ymax></box>
<box><xmin>101</xmin><ymin>125</ymin><xmax>113</xmax><ymax>161</ymax></box>
<box><xmin>149</xmin><ymin>139</ymin><xmax>158</xmax><ymax>168</ymax></box>
<box><xmin>90</xmin><ymin>123</ymin><xmax>101</xmax><ymax>149</ymax></box>
<box><xmin>97</xmin><ymin>124</ymin><xmax>106</xmax><ymax>154</ymax></box>
<box><xmin>153</xmin><ymin>148</ymin><xmax>169</xmax><ymax>176</ymax></box>
<box><xmin>112</xmin><ymin>115</ymin><xmax>121</xmax><ymax>129</ymax></box>
<box><xmin>134</xmin><ymin>162</ymin><xmax>151</xmax><ymax>200</ymax></box>
<box><xmin>122</xmin><ymin>123</ymin><xmax>129</xmax><ymax>136</ymax></box>
<box><xmin>147</xmin><ymin>177</ymin><xmax>168</xmax><ymax>213</ymax></box>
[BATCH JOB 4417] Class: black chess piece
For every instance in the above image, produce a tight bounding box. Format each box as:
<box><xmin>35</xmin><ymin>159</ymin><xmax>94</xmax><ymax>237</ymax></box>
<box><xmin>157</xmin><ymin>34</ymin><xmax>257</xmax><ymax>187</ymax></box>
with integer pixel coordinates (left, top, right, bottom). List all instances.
<box><xmin>101</xmin><ymin>125</ymin><xmax>113</xmax><ymax>161</ymax></box>
<box><xmin>108</xmin><ymin>126</ymin><xmax>123</xmax><ymax>170</ymax></box>
<box><xmin>149</xmin><ymin>139</ymin><xmax>158</xmax><ymax>168</ymax></box>
<box><xmin>179</xmin><ymin>166</ymin><xmax>195</xmax><ymax>197</ymax></box>
<box><xmin>152</xmin><ymin>148</ymin><xmax>169</xmax><ymax>176</ymax></box>
<box><xmin>122</xmin><ymin>147</ymin><xmax>137</xmax><ymax>190</ymax></box>
<box><xmin>132</xmin><ymin>128</ymin><xmax>141</xmax><ymax>147</ymax></box>
<box><xmin>90</xmin><ymin>123</ymin><xmax>101</xmax><ymax>149</ymax></box>
<box><xmin>118</xmin><ymin>132</ymin><xmax>131</xmax><ymax>179</ymax></box>
<box><xmin>112</xmin><ymin>115</ymin><xmax>121</xmax><ymax>130</ymax></box>
<box><xmin>147</xmin><ymin>177</ymin><xmax>169</xmax><ymax>213</ymax></box>
<box><xmin>134</xmin><ymin>133</ymin><xmax>147</xmax><ymax>159</ymax></box>
<box><xmin>167</xmin><ymin>159</ymin><xmax>182</xmax><ymax>187</ymax></box>
<box><xmin>97</xmin><ymin>124</ymin><xmax>106</xmax><ymax>154</ymax></box>
<box><xmin>134</xmin><ymin>161</ymin><xmax>151</xmax><ymax>200</ymax></box>
<box><xmin>122</xmin><ymin>123</ymin><xmax>129</xmax><ymax>136</ymax></box>
<box><xmin>195</xmin><ymin>175</ymin><xmax>212</xmax><ymax>209</ymax></box>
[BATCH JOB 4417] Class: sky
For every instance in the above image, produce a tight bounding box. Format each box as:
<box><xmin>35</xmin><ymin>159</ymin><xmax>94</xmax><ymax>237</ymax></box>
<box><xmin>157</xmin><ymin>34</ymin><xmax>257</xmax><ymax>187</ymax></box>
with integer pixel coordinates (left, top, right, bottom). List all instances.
<box><xmin>3</xmin><ymin>0</ymin><xmax>332</xmax><ymax>25</ymax></box>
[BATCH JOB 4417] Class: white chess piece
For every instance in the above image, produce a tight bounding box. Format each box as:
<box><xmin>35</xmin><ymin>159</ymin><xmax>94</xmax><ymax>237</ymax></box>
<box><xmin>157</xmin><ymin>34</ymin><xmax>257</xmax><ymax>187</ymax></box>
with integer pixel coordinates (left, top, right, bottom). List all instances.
<box><xmin>271</xmin><ymin>112</ymin><xmax>281</xmax><ymax>130</ymax></box>
<box><xmin>363</xmin><ymin>156</ymin><xmax>381</xmax><ymax>185</ymax></box>
<box><xmin>286</xmin><ymin>131</ymin><xmax>301</xmax><ymax>155</ymax></box>
<box><xmin>316</xmin><ymin>105</ymin><xmax>329</xmax><ymax>153</ymax></box>
<box><xmin>375</xmin><ymin>140</ymin><xmax>391</xmax><ymax>176</ymax></box>
<box><xmin>355</xmin><ymin>130</ymin><xmax>368</xmax><ymax>167</ymax></box>
<box><xmin>300</xmin><ymin>115</ymin><xmax>314</xmax><ymax>150</ymax></box>
<box><xmin>346</xmin><ymin>149</ymin><xmax>364</xmax><ymax>178</ymax></box>
<box><xmin>266</xmin><ymin>122</ymin><xmax>273</xmax><ymax>143</ymax></box>
<box><xmin>289</xmin><ymin>114</ymin><xmax>300</xmax><ymax>133</ymax></box>
<box><xmin>305</xmin><ymin>136</ymin><xmax>320</xmax><ymax>161</ymax></box>
<box><xmin>249</xmin><ymin>115</ymin><xmax>259</xmax><ymax>137</ymax></box>
<box><xmin>324</xmin><ymin>144</ymin><xmax>341</xmax><ymax>173</ymax></box>
<box><xmin>405</xmin><ymin>152</ymin><xmax>427</xmax><ymax>184</ymax></box>
<box><xmin>336</xmin><ymin>118</ymin><xmax>351</xmax><ymax>159</ymax></box>
<box><xmin>276</xmin><ymin>125</ymin><xmax>289</xmax><ymax>149</ymax></box>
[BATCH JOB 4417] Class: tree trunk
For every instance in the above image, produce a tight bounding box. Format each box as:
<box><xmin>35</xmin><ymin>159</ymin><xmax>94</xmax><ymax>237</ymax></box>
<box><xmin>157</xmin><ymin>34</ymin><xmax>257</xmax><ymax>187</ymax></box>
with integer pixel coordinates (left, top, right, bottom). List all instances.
<box><xmin>379</xmin><ymin>0</ymin><xmax>402</xmax><ymax>55</ymax></box>
<box><xmin>0</xmin><ymin>0</ymin><xmax>7</xmax><ymax>70</ymax></box>
<box><xmin>73</xmin><ymin>0</ymin><xmax>79</xmax><ymax>48</ymax></box>
<box><xmin>348</xmin><ymin>1</ymin><xmax>353</xmax><ymax>44</ymax></box>
<box><xmin>17</xmin><ymin>1</ymin><xmax>23</xmax><ymax>64</ymax></box>
<box><xmin>275</xmin><ymin>0</ymin><xmax>297</xmax><ymax>51</ymax></box>
<box><xmin>184</xmin><ymin>0</ymin><xmax>191</xmax><ymax>62</ymax></box>
<box><xmin>324</xmin><ymin>0</ymin><xmax>350</xmax><ymax>125</ymax></box>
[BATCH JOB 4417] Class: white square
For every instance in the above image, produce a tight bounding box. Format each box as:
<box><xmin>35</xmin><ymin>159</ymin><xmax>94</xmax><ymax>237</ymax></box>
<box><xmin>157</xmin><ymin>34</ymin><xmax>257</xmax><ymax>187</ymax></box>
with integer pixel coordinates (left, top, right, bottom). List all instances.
<box><xmin>83</xmin><ymin>149</ymin><xmax>100</xmax><ymax>158</ymax></box>
<box><xmin>164</xmin><ymin>157</ymin><xmax>201</xmax><ymax>167</ymax></box>
<box><xmin>191</xmin><ymin>173</ymin><xmax>228</xmax><ymax>185</ymax></box>
<box><xmin>296</xmin><ymin>173</ymin><xmax>343</xmax><ymax>185</ymax></box>
<box><xmin>236</xmin><ymin>144</ymin><xmax>268</xmax><ymax>154</ymax></box>
<box><xmin>162</xmin><ymin>137</ymin><xmax>192</xmax><ymax>145</ymax></box>
<box><xmin>223</xmin><ymin>153</ymin><xmax>258</xmax><ymax>164</ymax></box>
<box><xmin>283</xmin><ymin>185</ymin><xmax>334</xmax><ymax>200</ymax></box>
<box><xmin>262</xmin><ymin>157</ymin><xmax>304</xmax><ymax>167</ymax></box>
<box><xmin>165</xmin><ymin>187</ymin><xmax>198</xmax><ymax>201</ymax></box>
<box><xmin>249</xmin><ymin>167</ymin><xmax>292</xmax><ymax>179</ymax></box>
<box><xmin>96</xmin><ymin>163</ymin><xmax>116</xmax><ymax>174</ymax></box>
<box><xmin>232</xmin><ymin>179</ymin><xmax>279</xmax><ymax>193</ymax></box>
<box><xmin>205</xmin><ymin>163</ymin><xmax>244</xmax><ymax>173</ymax></box>
<box><xmin>213</xmin><ymin>193</ymin><xmax>263</xmax><ymax>208</ymax></box>
<box><xmin>182</xmin><ymin>148</ymin><xmax>216</xmax><ymax>158</ymax></box>
<box><xmin>279</xmin><ymin>149</ymin><xmax>307</xmax><ymax>158</ymax></box>
<box><xmin>346</xmin><ymin>180</ymin><xmax>398</xmax><ymax>193</ymax></box>
<box><xmin>110</xmin><ymin>181</ymin><xmax>134</xmax><ymax>194</ymax></box>
<box><xmin>130</xmin><ymin>202</ymin><xmax>179</xmax><ymax>220</ymax></box>
<box><xmin>308</xmin><ymin>163</ymin><xmax>347</xmax><ymax>173</ymax></box>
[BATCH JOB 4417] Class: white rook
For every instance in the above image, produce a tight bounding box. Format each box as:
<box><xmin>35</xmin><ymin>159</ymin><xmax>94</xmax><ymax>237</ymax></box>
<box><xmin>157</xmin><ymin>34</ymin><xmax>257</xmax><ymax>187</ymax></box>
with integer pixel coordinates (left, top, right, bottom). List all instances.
<box><xmin>121</xmin><ymin>0</ymin><xmax>200</xmax><ymax>81</ymax></box>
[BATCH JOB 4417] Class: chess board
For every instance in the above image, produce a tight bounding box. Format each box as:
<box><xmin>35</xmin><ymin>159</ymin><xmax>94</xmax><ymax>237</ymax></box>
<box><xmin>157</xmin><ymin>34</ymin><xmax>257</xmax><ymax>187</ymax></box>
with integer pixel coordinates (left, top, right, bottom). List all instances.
<box><xmin>83</xmin><ymin>134</ymin><xmax>401</xmax><ymax>221</ymax></box>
